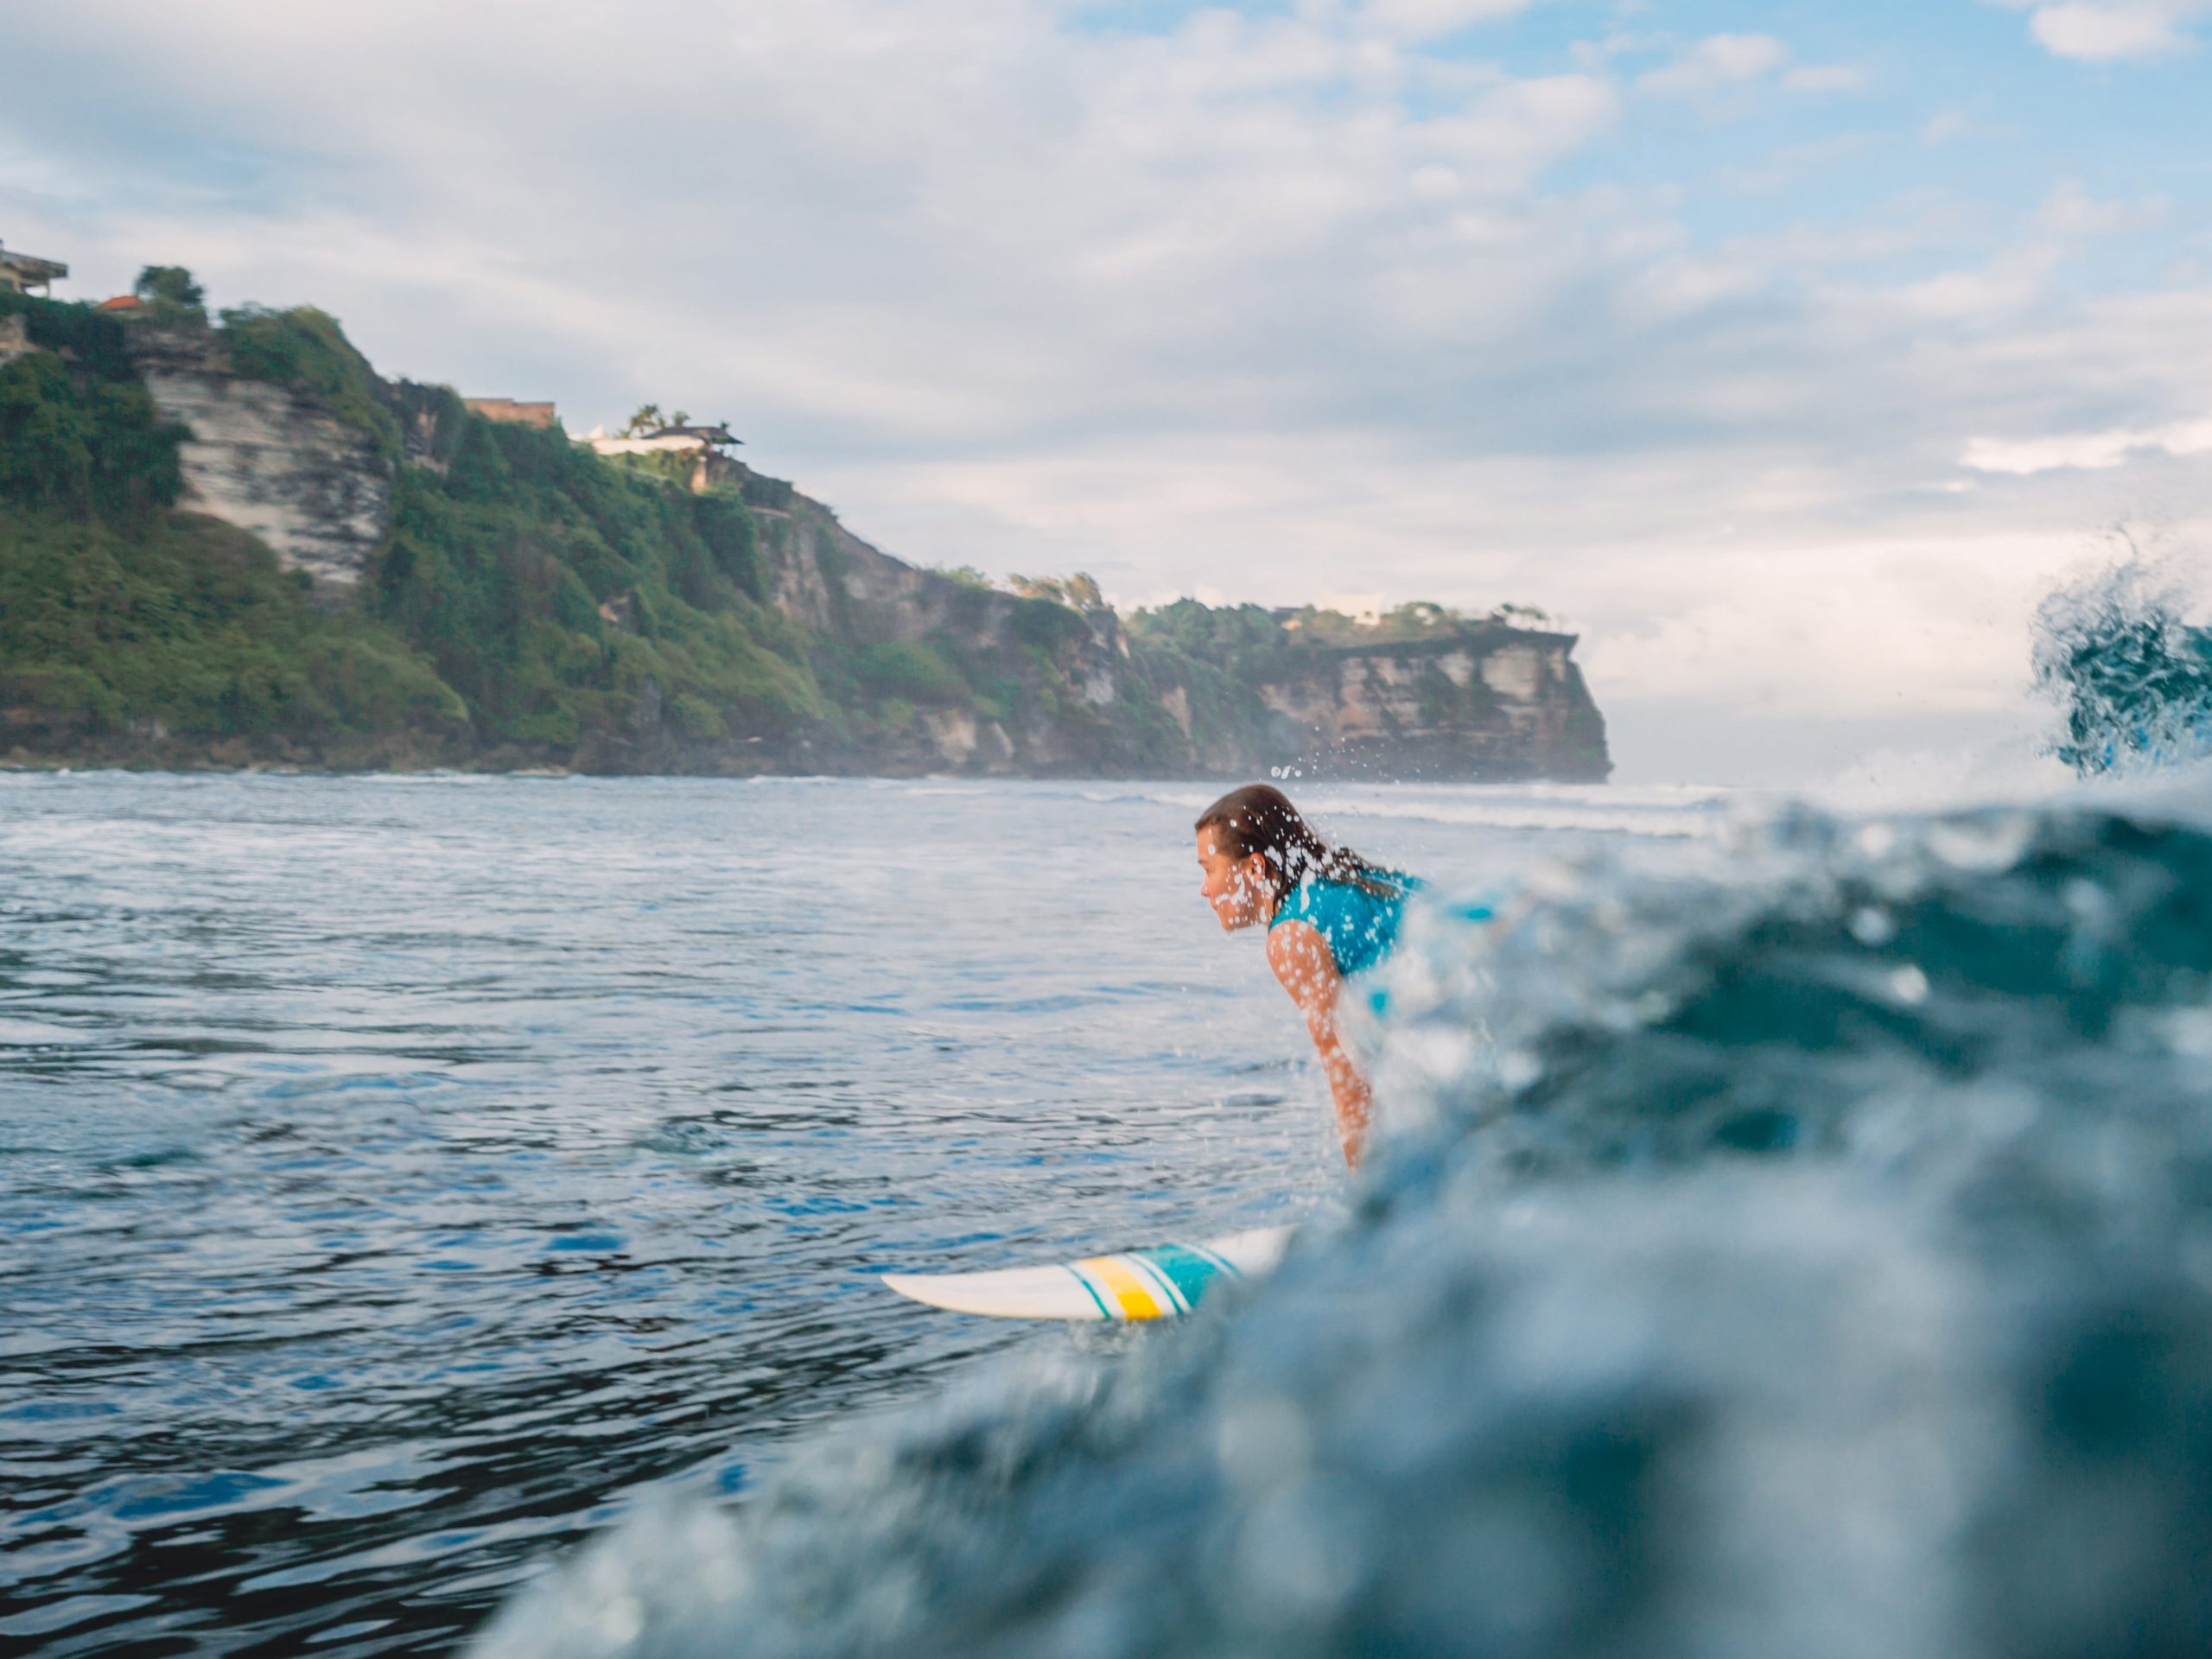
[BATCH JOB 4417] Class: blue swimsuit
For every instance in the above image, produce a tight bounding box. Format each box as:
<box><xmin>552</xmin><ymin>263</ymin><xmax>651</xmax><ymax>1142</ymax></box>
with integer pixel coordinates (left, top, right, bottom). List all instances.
<box><xmin>1268</xmin><ymin>872</ymin><xmax>1425</xmax><ymax>978</ymax></box>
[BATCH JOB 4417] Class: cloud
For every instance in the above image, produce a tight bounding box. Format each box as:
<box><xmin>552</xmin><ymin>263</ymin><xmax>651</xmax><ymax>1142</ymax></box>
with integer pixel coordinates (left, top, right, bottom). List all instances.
<box><xmin>1637</xmin><ymin>33</ymin><xmax>1791</xmax><ymax>97</ymax></box>
<box><xmin>1961</xmin><ymin>416</ymin><xmax>2212</xmax><ymax>474</ymax></box>
<box><xmin>2034</xmin><ymin>180</ymin><xmax>2169</xmax><ymax>238</ymax></box>
<box><xmin>1717</xmin><ymin>132</ymin><xmax>1878</xmax><ymax>194</ymax></box>
<box><xmin>0</xmin><ymin>1</ymin><xmax>2207</xmax><ymax>780</ymax></box>
<box><xmin>1356</xmin><ymin>0</ymin><xmax>1538</xmax><ymax>42</ymax></box>
<box><xmin>1779</xmin><ymin>64</ymin><xmax>1867</xmax><ymax>92</ymax></box>
<box><xmin>1992</xmin><ymin>1</ymin><xmax>2212</xmax><ymax>60</ymax></box>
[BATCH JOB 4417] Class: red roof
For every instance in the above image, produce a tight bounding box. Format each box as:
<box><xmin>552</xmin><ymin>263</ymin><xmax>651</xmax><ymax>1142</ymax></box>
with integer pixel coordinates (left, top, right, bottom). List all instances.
<box><xmin>95</xmin><ymin>295</ymin><xmax>146</xmax><ymax>311</ymax></box>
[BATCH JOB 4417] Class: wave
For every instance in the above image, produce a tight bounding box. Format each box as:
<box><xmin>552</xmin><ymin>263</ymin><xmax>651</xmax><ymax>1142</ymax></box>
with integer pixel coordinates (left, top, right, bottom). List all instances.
<box><xmin>470</xmin><ymin>780</ymin><xmax>2212</xmax><ymax>1659</ymax></box>
<box><xmin>2035</xmin><ymin>550</ymin><xmax>2212</xmax><ymax>776</ymax></box>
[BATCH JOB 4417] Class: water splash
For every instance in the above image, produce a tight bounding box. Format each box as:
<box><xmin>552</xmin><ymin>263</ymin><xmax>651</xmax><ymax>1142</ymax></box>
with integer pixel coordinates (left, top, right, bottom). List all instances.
<box><xmin>2033</xmin><ymin>546</ymin><xmax>2212</xmax><ymax>776</ymax></box>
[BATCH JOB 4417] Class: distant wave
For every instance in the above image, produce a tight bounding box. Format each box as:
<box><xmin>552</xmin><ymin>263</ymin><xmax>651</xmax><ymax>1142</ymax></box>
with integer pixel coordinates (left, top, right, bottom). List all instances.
<box><xmin>1297</xmin><ymin>786</ymin><xmax>1727</xmax><ymax>839</ymax></box>
<box><xmin>1077</xmin><ymin>784</ymin><xmax>1730</xmax><ymax>839</ymax></box>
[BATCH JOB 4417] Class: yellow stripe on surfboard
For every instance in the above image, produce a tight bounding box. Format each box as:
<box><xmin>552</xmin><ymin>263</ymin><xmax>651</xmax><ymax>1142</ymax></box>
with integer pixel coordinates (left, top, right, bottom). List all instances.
<box><xmin>881</xmin><ymin>1224</ymin><xmax>1297</xmax><ymax>1321</ymax></box>
<box><xmin>1072</xmin><ymin>1253</ymin><xmax>1169</xmax><ymax>1320</ymax></box>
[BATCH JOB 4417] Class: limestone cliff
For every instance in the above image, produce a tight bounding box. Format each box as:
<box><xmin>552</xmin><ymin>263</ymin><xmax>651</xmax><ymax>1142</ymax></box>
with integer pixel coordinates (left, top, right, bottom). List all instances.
<box><xmin>741</xmin><ymin>483</ymin><xmax>1132</xmax><ymax>773</ymax></box>
<box><xmin>1118</xmin><ymin>600</ymin><xmax>1610</xmax><ymax>782</ymax></box>
<box><xmin>124</xmin><ymin>323</ymin><xmax>391</xmax><ymax>590</ymax></box>
<box><xmin>1249</xmin><ymin>631</ymin><xmax>1609</xmax><ymax>782</ymax></box>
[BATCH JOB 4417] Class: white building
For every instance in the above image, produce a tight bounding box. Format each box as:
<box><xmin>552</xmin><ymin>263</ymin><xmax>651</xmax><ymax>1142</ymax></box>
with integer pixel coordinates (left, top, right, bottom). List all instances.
<box><xmin>581</xmin><ymin>422</ymin><xmax>741</xmax><ymax>459</ymax></box>
<box><xmin>0</xmin><ymin>238</ymin><xmax>67</xmax><ymax>296</ymax></box>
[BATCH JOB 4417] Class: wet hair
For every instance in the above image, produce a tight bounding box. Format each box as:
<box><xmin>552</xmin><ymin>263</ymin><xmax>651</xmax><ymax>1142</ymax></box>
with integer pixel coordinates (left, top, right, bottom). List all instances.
<box><xmin>1194</xmin><ymin>784</ymin><xmax>1399</xmax><ymax>905</ymax></box>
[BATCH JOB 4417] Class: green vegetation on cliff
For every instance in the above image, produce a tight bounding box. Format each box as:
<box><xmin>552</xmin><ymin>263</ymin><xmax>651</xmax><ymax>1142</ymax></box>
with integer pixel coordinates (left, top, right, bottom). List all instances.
<box><xmin>0</xmin><ymin>297</ymin><xmax>459</xmax><ymax>758</ymax></box>
<box><xmin>0</xmin><ymin>279</ymin><xmax>1606</xmax><ymax>777</ymax></box>
<box><xmin>0</xmin><ymin>291</ymin><xmax>899</xmax><ymax>768</ymax></box>
<box><xmin>223</xmin><ymin>304</ymin><xmax>404</xmax><ymax>463</ymax></box>
<box><xmin>374</xmin><ymin>386</ymin><xmax>817</xmax><ymax>760</ymax></box>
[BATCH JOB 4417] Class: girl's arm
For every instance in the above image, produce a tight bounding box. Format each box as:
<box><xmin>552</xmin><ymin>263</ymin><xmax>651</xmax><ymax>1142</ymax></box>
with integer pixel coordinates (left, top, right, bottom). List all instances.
<box><xmin>1265</xmin><ymin>919</ymin><xmax>1370</xmax><ymax>1168</ymax></box>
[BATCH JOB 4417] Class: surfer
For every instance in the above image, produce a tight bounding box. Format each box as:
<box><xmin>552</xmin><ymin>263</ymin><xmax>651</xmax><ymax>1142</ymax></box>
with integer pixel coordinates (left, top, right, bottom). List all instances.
<box><xmin>1196</xmin><ymin>784</ymin><xmax>1421</xmax><ymax>1168</ymax></box>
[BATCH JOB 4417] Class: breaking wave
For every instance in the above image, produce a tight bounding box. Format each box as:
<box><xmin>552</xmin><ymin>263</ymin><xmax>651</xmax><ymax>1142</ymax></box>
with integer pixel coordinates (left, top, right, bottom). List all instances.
<box><xmin>470</xmin><ymin>774</ymin><xmax>2212</xmax><ymax>1658</ymax></box>
<box><xmin>2035</xmin><ymin>550</ymin><xmax>2212</xmax><ymax>776</ymax></box>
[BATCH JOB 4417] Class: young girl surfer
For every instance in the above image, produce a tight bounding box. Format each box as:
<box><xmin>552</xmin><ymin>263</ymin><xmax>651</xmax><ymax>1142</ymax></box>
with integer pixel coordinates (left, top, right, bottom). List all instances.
<box><xmin>1195</xmin><ymin>785</ymin><xmax>1421</xmax><ymax>1169</ymax></box>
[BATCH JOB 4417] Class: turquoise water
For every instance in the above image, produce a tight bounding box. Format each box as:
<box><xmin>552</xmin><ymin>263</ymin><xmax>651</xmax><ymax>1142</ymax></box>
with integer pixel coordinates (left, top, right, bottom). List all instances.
<box><xmin>0</xmin><ymin>774</ymin><xmax>1700</xmax><ymax>1656</ymax></box>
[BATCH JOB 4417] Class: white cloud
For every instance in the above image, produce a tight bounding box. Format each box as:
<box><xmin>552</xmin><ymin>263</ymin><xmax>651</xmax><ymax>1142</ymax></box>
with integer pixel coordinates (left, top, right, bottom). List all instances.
<box><xmin>2035</xmin><ymin>180</ymin><xmax>2169</xmax><ymax>238</ymax></box>
<box><xmin>1961</xmin><ymin>416</ymin><xmax>2212</xmax><ymax>474</ymax></box>
<box><xmin>1637</xmin><ymin>33</ymin><xmax>1791</xmax><ymax>97</ymax></box>
<box><xmin>1357</xmin><ymin>0</ymin><xmax>1537</xmax><ymax>42</ymax></box>
<box><xmin>1579</xmin><ymin>534</ymin><xmax>2063</xmax><ymax>718</ymax></box>
<box><xmin>1993</xmin><ymin>1</ymin><xmax>2212</xmax><ymax>60</ymax></box>
<box><xmin>1780</xmin><ymin>63</ymin><xmax>1867</xmax><ymax>92</ymax></box>
<box><xmin>1717</xmin><ymin>132</ymin><xmax>1876</xmax><ymax>194</ymax></box>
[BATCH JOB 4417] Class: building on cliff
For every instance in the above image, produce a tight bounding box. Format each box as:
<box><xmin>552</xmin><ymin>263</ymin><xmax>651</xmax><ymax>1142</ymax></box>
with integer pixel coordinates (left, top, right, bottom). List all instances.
<box><xmin>0</xmin><ymin>240</ymin><xmax>67</xmax><ymax>296</ymax></box>
<box><xmin>583</xmin><ymin>422</ymin><xmax>744</xmax><ymax>493</ymax></box>
<box><xmin>462</xmin><ymin>397</ymin><xmax>558</xmax><ymax>429</ymax></box>
<box><xmin>0</xmin><ymin>240</ymin><xmax>70</xmax><ymax>367</ymax></box>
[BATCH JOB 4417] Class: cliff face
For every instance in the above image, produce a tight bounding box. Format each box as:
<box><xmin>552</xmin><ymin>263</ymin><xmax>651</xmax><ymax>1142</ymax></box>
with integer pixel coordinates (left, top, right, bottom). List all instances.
<box><xmin>746</xmin><ymin>488</ymin><xmax>1131</xmax><ymax>773</ymax></box>
<box><xmin>730</xmin><ymin>484</ymin><xmax>1616</xmax><ymax>781</ymax></box>
<box><xmin>124</xmin><ymin>325</ymin><xmax>390</xmax><ymax>590</ymax></box>
<box><xmin>1249</xmin><ymin>632</ymin><xmax>1610</xmax><ymax>782</ymax></box>
<box><xmin>20</xmin><ymin>300</ymin><xmax>1608</xmax><ymax>781</ymax></box>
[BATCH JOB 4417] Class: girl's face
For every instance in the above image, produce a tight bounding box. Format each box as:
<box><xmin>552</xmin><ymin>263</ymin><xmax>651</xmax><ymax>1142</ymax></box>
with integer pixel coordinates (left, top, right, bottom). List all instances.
<box><xmin>1197</xmin><ymin>829</ymin><xmax>1274</xmax><ymax>931</ymax></box>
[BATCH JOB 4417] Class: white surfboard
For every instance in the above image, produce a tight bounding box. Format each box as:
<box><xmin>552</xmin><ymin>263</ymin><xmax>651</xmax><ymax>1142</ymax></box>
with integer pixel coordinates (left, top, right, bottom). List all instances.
<box><xmin>882</xmin><ymin>1224</ymin><xmax>1295</xmax><ymax>1321</ymax></box>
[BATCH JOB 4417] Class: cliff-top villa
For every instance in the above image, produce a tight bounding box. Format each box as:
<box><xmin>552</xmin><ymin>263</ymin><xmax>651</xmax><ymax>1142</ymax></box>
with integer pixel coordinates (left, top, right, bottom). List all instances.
<box><xmin>0</xmin><ymin>238</ymin><xmax>67</xmax><ymax>365</ymax></box>
<box><xmin>0</xmin><ymin>238</ymin><xmax>67</xmax><ymax>296</ymax></box>
<box><xmin>582</xmin><ymin>422</ymin><xmax>741</xmax><ymax>457</ymax></box>
<box><xmin>582</xmin><ymin>422</ymin><xmax>745</xmax><ymax>493</ymax></box>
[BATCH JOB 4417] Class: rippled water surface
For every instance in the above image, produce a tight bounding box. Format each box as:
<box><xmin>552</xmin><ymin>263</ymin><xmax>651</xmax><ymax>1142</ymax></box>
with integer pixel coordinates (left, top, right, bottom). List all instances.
<box><xmin>0</xmin><ymin>773</ymin><xmax>1707</xmax><ymax>1656</ymax></box>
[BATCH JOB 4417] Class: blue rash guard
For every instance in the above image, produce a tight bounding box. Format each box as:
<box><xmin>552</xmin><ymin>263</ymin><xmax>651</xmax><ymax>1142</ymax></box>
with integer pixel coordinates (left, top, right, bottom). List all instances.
<box><xmin>1267</xmin><ymin>871</ymin><xmax>1427</xmax><ymax>978</ymax></box>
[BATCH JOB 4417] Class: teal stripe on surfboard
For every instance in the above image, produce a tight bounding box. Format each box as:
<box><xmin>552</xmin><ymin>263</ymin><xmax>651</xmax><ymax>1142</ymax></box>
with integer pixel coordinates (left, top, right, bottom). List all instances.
<box><xmin>1063</xmin><ymin>1262</ymin><xmax>1115</xmax><ymax>1319</ymax></box>
<box><xmin>1131</xmin><ymin>1243</ymin><xmax>1231</xmax><ymax>1309</ymax></box>
<box><xmin>1119</xmin><ymin>1249</ymin><xmax>1193</xmax><ymax>1315</ymax></box>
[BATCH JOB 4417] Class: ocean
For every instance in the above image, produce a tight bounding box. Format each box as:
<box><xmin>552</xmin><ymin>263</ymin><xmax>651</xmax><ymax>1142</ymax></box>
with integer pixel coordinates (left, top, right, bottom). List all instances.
<box><xmin>0</xmin><ymin>772</ymin><xmax>1719</xmax><ymax>1656</ymax></box>
<box><xmin>470</xmin><ymin>761</ymin><xmax>2212</xmax><ymax>1659</ymax></box>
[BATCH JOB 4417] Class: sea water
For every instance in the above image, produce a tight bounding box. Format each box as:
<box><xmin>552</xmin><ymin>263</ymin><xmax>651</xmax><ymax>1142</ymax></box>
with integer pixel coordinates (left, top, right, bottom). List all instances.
<box><xmin>429</xmin><ymin>556</ymin><xmax>2212</xmax><ymax>1659</ymax></box>
<box><xmin>0</xmin><ymin>772</ymin><xmax>1712</xmax><ymax>1656</ymax></box>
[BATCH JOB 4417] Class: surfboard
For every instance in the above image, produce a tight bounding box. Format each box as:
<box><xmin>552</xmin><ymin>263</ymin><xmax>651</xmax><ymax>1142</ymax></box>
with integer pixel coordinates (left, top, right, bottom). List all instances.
<box><xmin>882</xmin><ymin>1224</ymin><xmax>1295</xmax><ymax>1321</ymax></box>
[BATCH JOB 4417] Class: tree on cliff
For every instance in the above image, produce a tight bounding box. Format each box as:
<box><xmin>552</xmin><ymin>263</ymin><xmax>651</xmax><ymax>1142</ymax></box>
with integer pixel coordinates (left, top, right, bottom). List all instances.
<box><xmin>134</xmin><ymin>265</ymin><xmax>205</xmax><ymax>313</ymax></box>
<box><xmin>1013</xmin><ymin>572</ymin><xmax>1105</xmax><ymax>610</ymax></box>
<box><xmin>620</xmin><ymin>404</ymin><xmax>695</xmax><ymax>437</ymax></box>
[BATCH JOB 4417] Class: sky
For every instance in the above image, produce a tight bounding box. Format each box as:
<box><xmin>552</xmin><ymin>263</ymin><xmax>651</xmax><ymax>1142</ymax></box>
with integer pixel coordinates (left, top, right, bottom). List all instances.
<box><xmin>3</xmin><ymin>0</ymin><xmax>2209</xmax><ymax>783</ymax></box>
